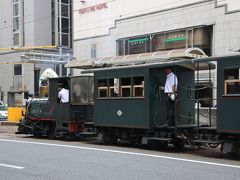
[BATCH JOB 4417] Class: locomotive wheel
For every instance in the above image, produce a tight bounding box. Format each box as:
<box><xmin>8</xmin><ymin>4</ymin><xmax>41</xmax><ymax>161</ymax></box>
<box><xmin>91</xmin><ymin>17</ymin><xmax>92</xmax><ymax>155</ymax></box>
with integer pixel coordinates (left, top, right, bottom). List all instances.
<box><xmin>160</xmin><ymin>141</ymin><xmax>168</xmax><ymax>149</ymax></box>
<box><xmin>33</xmin><ymin>131</ymin><xmax>42</xmax><ymax>138</ymax></box>
<box><xmin>47</xmin><ymin>123</ymin><xmax>56</xmax><ymax>139</ymax></box>
<box><xmin>147</xmin><ymin>140</ymin><xmax>168</xmax><ymax>150</ymax></box>
<box><xmin>32</xmin><ymin>122</ymin><xmax>42</xmax><ymax>138</ymax></box>
<box><xmin>147</xmin><ymin>140</ymin><xmax>159</xmax><ymax>150</ymax></box>
<box><xmin>102</xmin><ymin>133</ymin><xmax>116</xmax><ymax>145</ymax></box>
<box><xmin>173</xmin><ymin>138</ymin><xmax>185</xmax><ymax>150</ymax></box>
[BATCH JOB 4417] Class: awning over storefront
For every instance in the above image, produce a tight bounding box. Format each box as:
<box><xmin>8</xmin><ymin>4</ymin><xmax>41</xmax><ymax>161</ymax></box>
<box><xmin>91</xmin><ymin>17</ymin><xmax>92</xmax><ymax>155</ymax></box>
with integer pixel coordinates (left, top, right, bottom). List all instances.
<box><xmin>65</xmin><ymin>48</ymin><xmax>207</xmax><ymax>69</ymax></box>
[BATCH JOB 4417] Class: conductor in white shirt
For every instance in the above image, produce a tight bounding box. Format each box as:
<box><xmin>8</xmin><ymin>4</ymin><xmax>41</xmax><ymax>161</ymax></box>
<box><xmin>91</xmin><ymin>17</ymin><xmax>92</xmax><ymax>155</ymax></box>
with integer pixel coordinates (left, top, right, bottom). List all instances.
<box><xmin>161</xmin><ymin>67</ymin><xmax>178</xmax><ymax>126</ymax></box>
<box><xmin>57</xmin><ymin>84</ymin><xmax>69</xmax><ymax>103</ymax></box>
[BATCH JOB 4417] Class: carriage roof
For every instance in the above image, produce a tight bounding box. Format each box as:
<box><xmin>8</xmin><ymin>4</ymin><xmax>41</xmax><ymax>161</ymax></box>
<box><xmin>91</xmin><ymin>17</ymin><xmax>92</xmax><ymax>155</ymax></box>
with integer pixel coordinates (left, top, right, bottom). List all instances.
<box><xmin>65</xmin><ymin>48</ymin><xmax>216</xmax><ymax>72</ymax></box>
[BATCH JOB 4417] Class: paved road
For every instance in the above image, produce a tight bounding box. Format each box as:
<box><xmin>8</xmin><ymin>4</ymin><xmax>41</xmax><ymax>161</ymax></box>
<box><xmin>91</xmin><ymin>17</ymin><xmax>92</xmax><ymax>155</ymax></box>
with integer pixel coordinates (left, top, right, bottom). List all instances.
<box><xmin>0</xmin><ymin>135</ymin><xmax>240</xmax><ymax>180</ymax></box>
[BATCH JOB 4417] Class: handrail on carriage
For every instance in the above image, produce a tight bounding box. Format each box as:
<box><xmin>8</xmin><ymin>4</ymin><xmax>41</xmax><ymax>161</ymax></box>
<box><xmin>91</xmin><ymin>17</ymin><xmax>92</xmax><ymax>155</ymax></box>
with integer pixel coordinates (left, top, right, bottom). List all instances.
<box><xmin>175</xmin><ymin>98</ymin><xmax>197</xmax><ymax>127</ymax></box>
<box><xmin>175</xmin><ymin>98</ymin><xmax>217</xmax><ymax>128</ymax></box>
<box><xmin>196</xmin><ymin>98</ymin><xmax>217</xmax><ymax>128</ymax></box>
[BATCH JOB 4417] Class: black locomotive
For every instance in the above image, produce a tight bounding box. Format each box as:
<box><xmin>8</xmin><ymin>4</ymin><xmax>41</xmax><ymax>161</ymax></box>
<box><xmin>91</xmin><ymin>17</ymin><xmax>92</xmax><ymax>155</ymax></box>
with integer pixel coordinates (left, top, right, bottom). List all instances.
<box><xmin>18</xmin><ymin>76</ymin><xmax>95</xmax><ymax>138</ymax></box>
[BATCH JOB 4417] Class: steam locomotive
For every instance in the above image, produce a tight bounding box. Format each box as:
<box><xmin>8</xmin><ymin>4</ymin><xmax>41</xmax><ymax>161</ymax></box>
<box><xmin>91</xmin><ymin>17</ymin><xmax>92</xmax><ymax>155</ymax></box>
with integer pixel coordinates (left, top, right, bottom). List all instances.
<box><xmin>18</xmin><ymin>76</ymin><xmax>95</xmax><ymax>138</ymax></box>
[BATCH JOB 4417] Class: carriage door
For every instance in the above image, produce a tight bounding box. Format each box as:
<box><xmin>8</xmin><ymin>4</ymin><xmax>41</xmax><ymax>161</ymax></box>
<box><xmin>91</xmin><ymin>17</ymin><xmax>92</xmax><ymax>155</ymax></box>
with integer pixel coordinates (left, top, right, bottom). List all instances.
<box><xmin>175</xmin><ymin>67</ymin><xmax>195</xmax><ymax>126</ymax></box>
<box><xmin>218</xmin><ymin>65</ymin><xmax>240</xmax><ymax>133</ymax></box>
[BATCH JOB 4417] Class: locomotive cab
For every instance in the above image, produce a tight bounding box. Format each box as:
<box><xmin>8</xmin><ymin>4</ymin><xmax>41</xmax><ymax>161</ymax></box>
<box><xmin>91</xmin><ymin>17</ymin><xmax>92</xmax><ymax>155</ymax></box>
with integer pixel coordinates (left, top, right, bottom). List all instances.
<box><xmin>48</xmin><ymin>76</ymin><xmax>94</xmax><ymax>137</ymax></box>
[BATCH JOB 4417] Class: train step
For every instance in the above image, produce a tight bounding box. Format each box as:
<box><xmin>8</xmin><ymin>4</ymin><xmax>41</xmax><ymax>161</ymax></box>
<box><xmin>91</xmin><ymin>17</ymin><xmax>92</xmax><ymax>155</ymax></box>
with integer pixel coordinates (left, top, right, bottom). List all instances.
<box><xmin>79</xmin><ymin>131</ymin><xmax>97</xmax><ymax>135</ymax></box>
<box><xmin>157</xmin><ymin>125</ymin><xmax>175</xmax><ymax>129</ymax></box>
<box><xmin>197</xmin><ymin>126</ymin><xmax>217</xmax><ymax>130</ymax></box>
<box><xmin>176</xmin><ymin>124</ymin><xmax>197</xmax><ymax>128</ymax></box>
<box><xmin>148</xmin><ymin>137</ymin><xmax>173</xmax><ymax>142</ymax></box>
<box><xmin>84</xmin><ymin>122</ymin><xmax>94</xmax><ymax>125</ymax></box>
<box><xmin>191</xmin><ymin>139</ymin><xmax>222</xmax><ymax>144</ymax></box>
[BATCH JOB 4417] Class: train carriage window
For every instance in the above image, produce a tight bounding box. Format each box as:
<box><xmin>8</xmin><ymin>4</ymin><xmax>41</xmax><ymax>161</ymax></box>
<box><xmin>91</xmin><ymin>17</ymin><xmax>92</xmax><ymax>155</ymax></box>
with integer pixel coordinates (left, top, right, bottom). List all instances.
<box><xmin>133</xmin><ymin>77</ymin><xmax>144</xmax><ymax>97</ymax></box>
<box><xmin>109</xmin><ymin>78</ymin><xmax>119</xmax><ymax>97</ymax></box>
<box><xmin>98</xmin><ymin>79</ymin><xmax>108</xmax><ymax>98</ymax></box>
<box><xmin>224</xmin><ymin>68</ymin><xmax>240</xmax><ymax>95</ymax></box>
<box><xmin>120</xmin><ymin>78</ymin><xmax>131</xmax><ymax>97</ymax></box>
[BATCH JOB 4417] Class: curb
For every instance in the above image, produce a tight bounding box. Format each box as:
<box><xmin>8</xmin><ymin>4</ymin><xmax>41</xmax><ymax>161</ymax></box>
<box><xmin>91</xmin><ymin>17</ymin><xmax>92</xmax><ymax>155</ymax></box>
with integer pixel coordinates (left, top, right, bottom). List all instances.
<box><xmin>0</xmin><ymin>121</ymin><xmax>18</xmax><ymax>126</ymax></box>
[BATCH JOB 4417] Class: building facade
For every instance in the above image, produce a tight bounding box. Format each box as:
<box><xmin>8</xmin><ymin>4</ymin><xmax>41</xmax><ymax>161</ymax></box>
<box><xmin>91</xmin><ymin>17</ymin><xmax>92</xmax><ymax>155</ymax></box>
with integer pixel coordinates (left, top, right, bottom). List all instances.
<box><xmin>73</xmin><ymin>0</ymin><xmax>240</xmax><ymax>58</ymax></box>
<box><xmin>73</xmin><ymin>0</ymin><xmax>240</xmax><ymax>104</ymax></box>
<box><xmin>0</xmin><ymin>0</ymin><xmax>72</xmax><ymax>106</ymax></box>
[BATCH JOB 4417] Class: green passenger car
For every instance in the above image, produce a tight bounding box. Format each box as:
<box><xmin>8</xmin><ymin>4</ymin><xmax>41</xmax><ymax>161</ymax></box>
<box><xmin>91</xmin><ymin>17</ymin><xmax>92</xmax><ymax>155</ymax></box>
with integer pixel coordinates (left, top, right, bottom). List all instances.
<box><xmin>216</xmin><ymin>55</ymin><xmax>240</xmax><ymax>134</ymax></box>
<box><xmin>93</xmin><ymin>59</ymin><xmax>203</xmax><ymax>145</ymax></box>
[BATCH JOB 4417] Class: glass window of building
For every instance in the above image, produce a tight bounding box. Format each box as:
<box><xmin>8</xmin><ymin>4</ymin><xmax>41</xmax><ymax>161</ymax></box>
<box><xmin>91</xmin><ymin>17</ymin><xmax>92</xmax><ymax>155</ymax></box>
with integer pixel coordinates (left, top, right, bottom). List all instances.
<box><xmin>52</xmin><ymin>0</ymin><xmax>56</xmax><ymax>46</ymax></box>
<box><xmin>125</xmin><ymin>40</ymin><xmax>129</xmax><ymax>55</ymax></box>
<box><xmin>61</xmin><ymin>0</ymin><xmax>69</xmax><ymax>4</ymax></box>
<box><xmin>13</xmin><ymin>3</ymin><xmax>19</xmax><ymax>16</ymax></box>
<box><xmin>12</xmin><ymin>0</ymin><xmax>20</xmax><ymax>46</ymax></box>
<box><xmin>61</xmin><ymin>3</ymin><xmax>69</xmax><ymax>17</ymax></box>
<box><xmin>13</xmin><ymin>33</ymin><xmax>19</xmax><ymax>46</ymax></box>
<box><xmin>117</xmin><ymin>40</ymin><xmax>124</xmax><ymax>56</ymax></box>
<box><xmin>0</xmin><ymin>92</ymin><xmax>4</xmax><ymax>102</ymax></box>
<box><xmin>13</xmin><ymin>17</ymin><xmax>19</xmax><ymax>32</ymax></box>
<box><xmin>128</xmin><ymin>36</ymin><xmax>150</xmax><ymax>54</ymax></box>
<box><xmin>14</xmin><ymin>64</ymin><xmax>22</xmax><ymax>75</ymax></box>
<box><xmin>117</xmin><ymin>26</ymin><xmax>212</xmax><ymax>56</ymax></box>
<box><xmin>165</xmin><ymin>31</ymin><xmax>186</xmax><ymax>49</ymax></box>
<box><xmin>62</xmin><ymin>18</ymin><xmax>69</xmax><ymax>33</ymax></box>
<box><xmin>192</xmin><ymin>27</ymin><xmax>212</xmax><ymax>56</ymax></box>
<box><xmin>58</xmin><ymin>0</ymin><xmax>71</xmax><ymax>47</ymax></box>
<box><xmin>91</xmin><ymin>44</ymin><xmax>97</xmax><ymax>58</ymax></box>
<box><xmin>152</xmin><ymin>34</ymin><xmax>166</xmax><ymax>51</ymax></box>
<box><xmin>62</xmin><ymin>33</ymin><xmax>69</xmax><ymax>47</ymax></box>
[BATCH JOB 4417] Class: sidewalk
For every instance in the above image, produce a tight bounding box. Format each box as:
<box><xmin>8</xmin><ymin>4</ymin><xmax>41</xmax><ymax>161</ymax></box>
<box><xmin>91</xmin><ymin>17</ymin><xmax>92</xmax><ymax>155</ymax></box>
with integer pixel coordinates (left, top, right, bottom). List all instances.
<box><xmin>0</xmin><ymin>121</ymin><xmax>18</xmax><ymax>134</ymax></box>
<box><xmin>0</xmin><ymin>121</ymin><xmax>18</xmax><ymax>126</ymax></box>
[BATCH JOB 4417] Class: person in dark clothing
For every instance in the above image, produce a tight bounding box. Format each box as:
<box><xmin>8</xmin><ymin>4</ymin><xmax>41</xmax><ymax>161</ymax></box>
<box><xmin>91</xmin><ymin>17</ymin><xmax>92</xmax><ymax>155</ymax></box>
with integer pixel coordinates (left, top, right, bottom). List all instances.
<box><xmin>161</xmin><ymin>67</ymin><xmax>178</xmax><ymax>126</ymax></box>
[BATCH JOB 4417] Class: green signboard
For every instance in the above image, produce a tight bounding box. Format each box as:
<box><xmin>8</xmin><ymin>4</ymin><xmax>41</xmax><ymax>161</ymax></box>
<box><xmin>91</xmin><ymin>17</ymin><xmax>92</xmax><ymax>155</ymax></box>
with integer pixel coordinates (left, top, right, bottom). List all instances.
<box><xmin>165</xmin><ymin>37</ymin><xmax>186</xmax><ymax>42</ymax></box>
<box><xmin>128</xmin><ymin>37</ymin><xmax>149</xmax><ymax>43</ymax></box>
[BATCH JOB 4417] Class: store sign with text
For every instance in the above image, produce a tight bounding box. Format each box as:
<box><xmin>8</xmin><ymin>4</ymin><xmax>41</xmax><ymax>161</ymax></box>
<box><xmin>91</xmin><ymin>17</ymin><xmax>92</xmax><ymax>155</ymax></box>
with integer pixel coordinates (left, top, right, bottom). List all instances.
<box><xmin>79</xmin><ymin>2</ymin><xmax>108</xmax><ymax>14</ymax></box>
